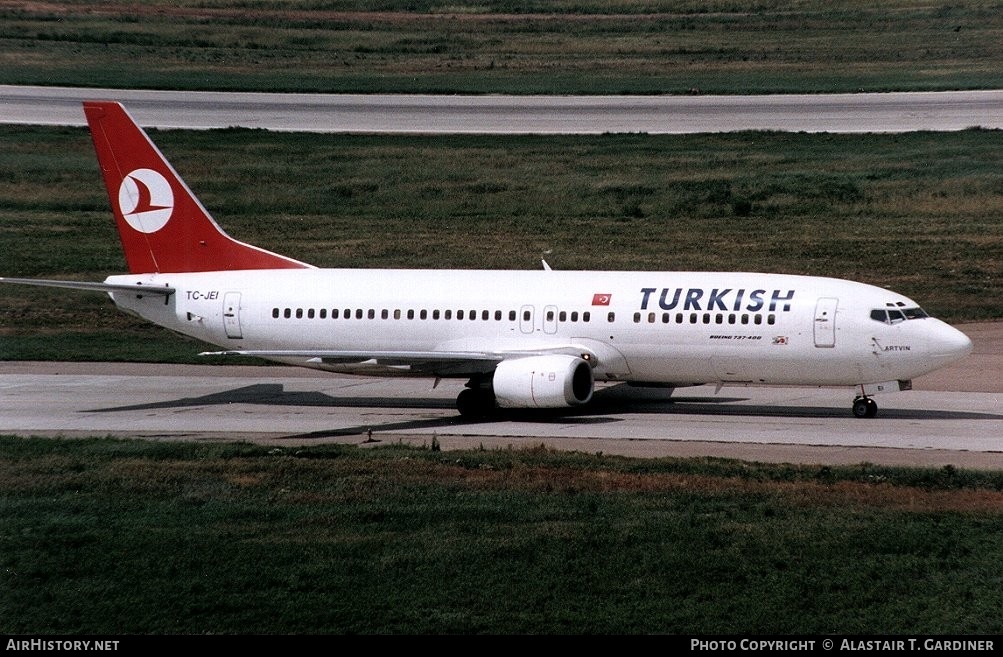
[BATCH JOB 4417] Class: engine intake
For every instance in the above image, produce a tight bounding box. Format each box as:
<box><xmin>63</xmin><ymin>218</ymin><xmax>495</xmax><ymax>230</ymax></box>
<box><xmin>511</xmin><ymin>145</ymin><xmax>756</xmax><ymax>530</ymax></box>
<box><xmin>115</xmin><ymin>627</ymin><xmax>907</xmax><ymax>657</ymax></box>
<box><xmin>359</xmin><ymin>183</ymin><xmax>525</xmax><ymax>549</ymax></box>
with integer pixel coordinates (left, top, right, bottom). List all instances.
<box><xmin>493</xmin><ymin>355</ymin><xmax>594</xmax><ymax>409</ymax></box>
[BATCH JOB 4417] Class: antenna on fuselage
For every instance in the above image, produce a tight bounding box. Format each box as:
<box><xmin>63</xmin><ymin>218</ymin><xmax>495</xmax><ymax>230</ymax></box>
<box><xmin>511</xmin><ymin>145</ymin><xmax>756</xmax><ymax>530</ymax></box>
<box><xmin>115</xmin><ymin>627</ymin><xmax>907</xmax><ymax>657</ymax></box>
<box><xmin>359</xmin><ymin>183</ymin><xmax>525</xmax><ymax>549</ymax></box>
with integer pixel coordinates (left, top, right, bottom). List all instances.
<box><xmin>541</xmin><ymin>249</ymin><xmax>553</xmax><ymax>271</ymax></box>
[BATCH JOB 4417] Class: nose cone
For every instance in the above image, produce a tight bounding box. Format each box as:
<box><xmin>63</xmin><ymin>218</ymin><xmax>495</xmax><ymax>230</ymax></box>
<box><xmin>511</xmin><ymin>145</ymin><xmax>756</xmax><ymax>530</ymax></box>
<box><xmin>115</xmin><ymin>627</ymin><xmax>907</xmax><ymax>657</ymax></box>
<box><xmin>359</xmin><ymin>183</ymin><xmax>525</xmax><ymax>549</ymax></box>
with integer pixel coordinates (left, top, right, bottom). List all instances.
<box><xmin>930</xmin><ymin>322</ymin><xmax>974</xmax><ymax>364</ymax></box>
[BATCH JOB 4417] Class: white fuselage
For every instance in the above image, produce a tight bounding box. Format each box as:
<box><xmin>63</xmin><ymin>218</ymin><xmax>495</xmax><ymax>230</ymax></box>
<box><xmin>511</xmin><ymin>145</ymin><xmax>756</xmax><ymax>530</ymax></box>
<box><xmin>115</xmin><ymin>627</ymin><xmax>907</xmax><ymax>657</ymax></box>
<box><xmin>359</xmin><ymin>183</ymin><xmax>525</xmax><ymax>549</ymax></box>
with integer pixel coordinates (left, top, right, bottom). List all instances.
<box><xmin>105</xmin><ymin>269</ymin><xmax>973</xmax><ymax>389</ymax></box>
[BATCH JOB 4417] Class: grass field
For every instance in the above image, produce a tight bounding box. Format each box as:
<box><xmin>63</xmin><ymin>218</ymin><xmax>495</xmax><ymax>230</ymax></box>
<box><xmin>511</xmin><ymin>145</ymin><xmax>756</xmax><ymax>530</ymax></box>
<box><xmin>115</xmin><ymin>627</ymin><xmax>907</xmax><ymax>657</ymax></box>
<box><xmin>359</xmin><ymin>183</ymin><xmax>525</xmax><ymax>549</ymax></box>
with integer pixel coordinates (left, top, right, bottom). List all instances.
<box><xmin>2</xmin><ymin>0</ymin><xmax>1003</xmax><ymax>95</ymax></box>
<box><xmin>3</xmin><ymin>437</ymin><xmax>1003</xmax><ymax>634</ymax></box>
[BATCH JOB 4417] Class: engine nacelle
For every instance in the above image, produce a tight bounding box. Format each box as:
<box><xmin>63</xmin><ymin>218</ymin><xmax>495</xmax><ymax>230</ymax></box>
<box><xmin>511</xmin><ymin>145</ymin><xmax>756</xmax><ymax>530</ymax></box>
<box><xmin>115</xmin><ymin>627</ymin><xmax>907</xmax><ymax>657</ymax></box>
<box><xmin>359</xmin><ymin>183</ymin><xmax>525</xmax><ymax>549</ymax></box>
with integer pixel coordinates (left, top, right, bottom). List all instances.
<box><xmin>493</xmin><ymin>355</ymin><xmax>594</xmax><ymax>409</ymax></box>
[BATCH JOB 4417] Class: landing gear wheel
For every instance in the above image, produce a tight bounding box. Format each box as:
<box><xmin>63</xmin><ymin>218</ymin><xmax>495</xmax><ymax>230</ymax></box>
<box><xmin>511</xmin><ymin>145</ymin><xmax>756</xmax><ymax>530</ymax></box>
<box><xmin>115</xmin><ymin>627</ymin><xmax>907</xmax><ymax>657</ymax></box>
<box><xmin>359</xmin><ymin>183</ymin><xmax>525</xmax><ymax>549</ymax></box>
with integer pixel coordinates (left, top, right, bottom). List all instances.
<box><xmin>852</xmin><ymin>397</ymin><xmax>878</xmax><ymax>418</ymax></box>
<box><xmin>457</xmin><ymin>388</ymin><xmax>495</xmax><ymax>418</ymax></box>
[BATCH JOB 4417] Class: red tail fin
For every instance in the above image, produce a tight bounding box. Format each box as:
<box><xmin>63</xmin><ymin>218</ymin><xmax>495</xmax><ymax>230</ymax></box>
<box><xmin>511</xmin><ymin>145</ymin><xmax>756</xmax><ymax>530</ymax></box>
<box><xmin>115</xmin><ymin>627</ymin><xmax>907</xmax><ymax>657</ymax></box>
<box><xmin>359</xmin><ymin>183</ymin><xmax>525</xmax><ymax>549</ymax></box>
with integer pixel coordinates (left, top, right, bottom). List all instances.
<box><xmin>84</xmin><ymin>101</ymin><xmax>311</xmax><ymax>274</ymax></box>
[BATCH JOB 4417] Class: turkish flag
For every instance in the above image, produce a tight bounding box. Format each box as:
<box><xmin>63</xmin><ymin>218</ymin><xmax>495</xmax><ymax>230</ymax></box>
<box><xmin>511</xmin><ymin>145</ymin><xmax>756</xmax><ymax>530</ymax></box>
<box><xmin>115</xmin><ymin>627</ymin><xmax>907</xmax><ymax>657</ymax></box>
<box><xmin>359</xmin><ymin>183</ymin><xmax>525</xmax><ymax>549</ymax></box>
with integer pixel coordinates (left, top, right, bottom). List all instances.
<box><xmin>592</xmin><ymin>293</ymin><xmax>611</xmax><ymax>306</ymax></box>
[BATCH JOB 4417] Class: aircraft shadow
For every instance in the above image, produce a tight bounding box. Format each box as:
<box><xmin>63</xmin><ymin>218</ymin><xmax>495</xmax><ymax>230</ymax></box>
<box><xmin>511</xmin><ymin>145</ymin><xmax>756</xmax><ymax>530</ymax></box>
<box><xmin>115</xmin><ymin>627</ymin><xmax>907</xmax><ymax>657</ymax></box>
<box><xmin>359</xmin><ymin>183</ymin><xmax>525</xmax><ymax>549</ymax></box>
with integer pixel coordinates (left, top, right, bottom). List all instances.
<box><xmin>83</xmin><ymin>382</ymin><xmax>1002</xmax><ymax>437</ymax></box>
<box><xmin>83</xmin><ymin>383</ymin><xmax>624</xmax><ymax>440</ymax></box>
<box><xmin>282</xmin><ymin>409</ymin><xmax>626</xmax><ymax>441</ymax></box>
<box><xmin>84</xmin><ymin>383</ymin><xmax>458</xmax><ymax>413</ymax></box>
<box><xmin>590</xmin><ymin>399</ymin><xmax>1002</xmax><ymax>421</ymax></box>
<box><xmin>587</xmin><ymin>386</ymin><xmax>1002</xmax><ymax>421</ymax></box>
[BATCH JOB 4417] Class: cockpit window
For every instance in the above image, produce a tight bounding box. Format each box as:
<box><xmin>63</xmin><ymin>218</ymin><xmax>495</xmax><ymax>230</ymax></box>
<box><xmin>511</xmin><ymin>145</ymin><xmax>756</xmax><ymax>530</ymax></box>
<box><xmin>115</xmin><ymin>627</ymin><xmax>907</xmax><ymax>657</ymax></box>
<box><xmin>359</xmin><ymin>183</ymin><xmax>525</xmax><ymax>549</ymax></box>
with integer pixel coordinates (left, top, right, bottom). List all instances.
<box><xmin>870</xmin><ymin>306</ymin><xmax>929</xmax><ymax>324</ymax></box>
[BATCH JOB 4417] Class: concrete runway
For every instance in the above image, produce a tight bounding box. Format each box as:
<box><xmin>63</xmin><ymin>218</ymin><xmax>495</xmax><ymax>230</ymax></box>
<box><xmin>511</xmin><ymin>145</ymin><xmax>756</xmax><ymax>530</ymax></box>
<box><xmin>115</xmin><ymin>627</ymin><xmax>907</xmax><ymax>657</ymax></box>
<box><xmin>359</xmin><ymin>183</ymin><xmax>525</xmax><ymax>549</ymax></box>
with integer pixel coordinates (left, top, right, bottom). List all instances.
<box><xmin>3</xmin><ymin>85</ymin><xmax>1002</xmax><ymax>133</ymax></box>
<box><xmin>1</xmin><ymin>322</ymin><xmax>1000</xmax><ymax>468</ymax></box>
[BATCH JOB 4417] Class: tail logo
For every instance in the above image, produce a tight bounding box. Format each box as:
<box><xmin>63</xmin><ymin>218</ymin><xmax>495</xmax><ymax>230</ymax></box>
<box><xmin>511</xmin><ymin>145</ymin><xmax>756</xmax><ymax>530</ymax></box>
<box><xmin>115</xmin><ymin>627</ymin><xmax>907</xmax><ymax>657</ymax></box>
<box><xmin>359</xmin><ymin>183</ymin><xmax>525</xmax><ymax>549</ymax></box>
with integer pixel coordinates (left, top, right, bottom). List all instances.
<box><xmin>117</xmin><ymin>168</ymin><xmax>174</xmax><ymax>234</ymax></box>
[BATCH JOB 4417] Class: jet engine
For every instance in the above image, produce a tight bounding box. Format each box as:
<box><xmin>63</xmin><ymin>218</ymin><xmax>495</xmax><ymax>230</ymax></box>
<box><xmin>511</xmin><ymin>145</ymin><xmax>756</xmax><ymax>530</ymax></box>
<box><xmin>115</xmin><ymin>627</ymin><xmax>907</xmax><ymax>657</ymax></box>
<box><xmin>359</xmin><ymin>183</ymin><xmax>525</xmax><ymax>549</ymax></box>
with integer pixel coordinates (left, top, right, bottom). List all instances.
<box><xmin>492</xmin><ymin>355</ymin><xmax>594</xmax><ymax>409</ymax></box>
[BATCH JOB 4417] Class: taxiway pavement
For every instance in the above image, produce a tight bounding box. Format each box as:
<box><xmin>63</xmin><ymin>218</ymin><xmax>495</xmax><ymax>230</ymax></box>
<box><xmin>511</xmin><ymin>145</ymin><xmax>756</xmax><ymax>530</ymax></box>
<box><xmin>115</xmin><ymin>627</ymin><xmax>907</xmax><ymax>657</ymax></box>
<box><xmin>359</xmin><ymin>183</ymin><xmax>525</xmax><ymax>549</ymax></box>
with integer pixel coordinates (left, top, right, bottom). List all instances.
<box><xmin>1</xmin><ymin>322</ymin><xmax>1000</xmax><ymax>468</ymax></box>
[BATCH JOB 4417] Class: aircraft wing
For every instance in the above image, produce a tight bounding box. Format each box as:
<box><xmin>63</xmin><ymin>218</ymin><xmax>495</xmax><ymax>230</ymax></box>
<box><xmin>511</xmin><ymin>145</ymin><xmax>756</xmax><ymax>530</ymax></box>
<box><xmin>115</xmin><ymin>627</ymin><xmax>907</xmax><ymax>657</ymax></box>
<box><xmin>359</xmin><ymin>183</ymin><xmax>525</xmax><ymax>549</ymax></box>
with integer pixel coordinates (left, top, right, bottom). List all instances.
<box><xmin>201</xmin><ymin>345</ymin><xmax>597</xmax><ymax>376</ymax></box>
<box><xmin>0</xmin><ymin>277</ymin><xmax>176</xmax><ymax>296</ymax></box>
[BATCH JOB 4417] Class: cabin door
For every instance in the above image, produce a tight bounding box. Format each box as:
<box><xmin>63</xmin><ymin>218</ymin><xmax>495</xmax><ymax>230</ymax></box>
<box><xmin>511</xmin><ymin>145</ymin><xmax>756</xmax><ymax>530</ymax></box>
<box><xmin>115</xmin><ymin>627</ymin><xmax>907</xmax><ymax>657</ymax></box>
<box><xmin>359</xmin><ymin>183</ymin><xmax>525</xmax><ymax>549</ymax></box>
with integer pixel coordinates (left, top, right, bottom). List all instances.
<box><xmin>814</xmin><ymin>297</ymin><xmax>838</xmax><ymax>348</ymax></box>
<box><xmin>223</xmin><ymin>292</ymin><xmax>243</xmax><ymax>339</ymax></box>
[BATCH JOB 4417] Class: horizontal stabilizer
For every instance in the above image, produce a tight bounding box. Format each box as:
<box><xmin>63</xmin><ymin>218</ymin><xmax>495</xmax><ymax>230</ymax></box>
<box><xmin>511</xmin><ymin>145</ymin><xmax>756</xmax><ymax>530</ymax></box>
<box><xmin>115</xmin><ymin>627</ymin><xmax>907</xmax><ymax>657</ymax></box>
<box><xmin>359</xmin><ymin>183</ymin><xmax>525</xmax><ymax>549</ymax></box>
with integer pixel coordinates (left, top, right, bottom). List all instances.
<box><xmin>0</xmin><ymin>277</ymin><xmax>175</xmax><ymax>296</ymax></box>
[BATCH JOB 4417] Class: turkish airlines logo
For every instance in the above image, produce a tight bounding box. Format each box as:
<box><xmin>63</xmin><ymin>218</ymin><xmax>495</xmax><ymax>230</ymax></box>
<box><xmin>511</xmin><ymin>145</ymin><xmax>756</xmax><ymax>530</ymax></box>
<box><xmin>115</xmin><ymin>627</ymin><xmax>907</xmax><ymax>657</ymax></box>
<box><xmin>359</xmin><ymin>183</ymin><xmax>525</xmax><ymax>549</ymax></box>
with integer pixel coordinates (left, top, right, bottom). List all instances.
<box><xmin>117</xmin><ymin>168</ymin><xmax>173</xmax><ymax>233</ymax></box>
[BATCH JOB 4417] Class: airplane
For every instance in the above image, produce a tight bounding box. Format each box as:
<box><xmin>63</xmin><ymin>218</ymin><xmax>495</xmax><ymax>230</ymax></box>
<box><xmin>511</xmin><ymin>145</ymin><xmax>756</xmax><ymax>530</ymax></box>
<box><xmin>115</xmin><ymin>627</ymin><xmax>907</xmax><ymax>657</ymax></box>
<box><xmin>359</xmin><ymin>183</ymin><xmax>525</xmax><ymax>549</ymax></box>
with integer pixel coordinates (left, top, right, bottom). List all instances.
<box><xmin>0</xmin><ymin>101</ymin><xmax>974</xmax><ymax>419</ymax></box>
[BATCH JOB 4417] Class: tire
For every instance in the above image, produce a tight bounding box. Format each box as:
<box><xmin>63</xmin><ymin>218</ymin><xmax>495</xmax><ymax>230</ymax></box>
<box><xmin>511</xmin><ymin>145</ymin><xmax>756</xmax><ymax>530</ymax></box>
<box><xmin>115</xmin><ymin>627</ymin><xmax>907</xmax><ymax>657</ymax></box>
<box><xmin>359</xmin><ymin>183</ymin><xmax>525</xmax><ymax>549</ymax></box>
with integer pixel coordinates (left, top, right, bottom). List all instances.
<box><xmin>852</xmin><ymin>397</ymin><xmax>878</xmax><ymax>418</ymax></box>
<box><xmin>457</xmin><ymin>388</ymin><xmax>495</xmax><ymax>418</ymax></box>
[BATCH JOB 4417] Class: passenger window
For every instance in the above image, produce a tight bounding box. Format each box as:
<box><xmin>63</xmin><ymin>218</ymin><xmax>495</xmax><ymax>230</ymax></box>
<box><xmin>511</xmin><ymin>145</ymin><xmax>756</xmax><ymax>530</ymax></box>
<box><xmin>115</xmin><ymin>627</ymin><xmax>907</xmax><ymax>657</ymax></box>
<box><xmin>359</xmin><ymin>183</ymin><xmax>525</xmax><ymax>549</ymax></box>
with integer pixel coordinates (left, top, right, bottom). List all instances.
<box><xmin>583</xmin><ymin>312</ymin><xmax>591</xmax><ymax>322</ymax></box>
<box><xmin>308</xmin><ymin>309</ymin><xmax>315</xmax><ymax>319</ymax></box>
<box><xmin>296</xmin><ymin>308</ymin><xmax>303</xmax><ymax>319</ymax></box>
<box><xmin>320</xmin><ymin>309</ymin><xmax>327</xmax><ymax>319</ymax></box>
<box><xmin>607</xmin><ymin>312</ymin><xmax>615</xmax><ymax>322</ymax></box>
<box><xmin>420</xmin><ymin>309</ymin><xmax>428</xmax><ymax>320</ymax></box>
<box><xmin>509</xmin><ymin>310</ymin><xmax>516</xmax><ymax>321</ymax></box>
<box><xmin>272</xmin><ymin>308</ymin><xmax>280</xmax><ymax>319</ymax></box>
<box><xmin>444</xmin><ymin>310</ymin><xmax>452</xmax><ymax>320</ymax></box>
<box><xmin>482</xmin><ymin>310</ymin><xmax>489</xmax><ymax>320</ymax></box>
<box><xmin>633</xmin><ymin>312</ymin><xmax>641</xmax><ymax>323</ymax></box>
<box><xmin>382</xmin><ymin>309</ymin><xmax>389</xmax><ymax>319</ymax></box>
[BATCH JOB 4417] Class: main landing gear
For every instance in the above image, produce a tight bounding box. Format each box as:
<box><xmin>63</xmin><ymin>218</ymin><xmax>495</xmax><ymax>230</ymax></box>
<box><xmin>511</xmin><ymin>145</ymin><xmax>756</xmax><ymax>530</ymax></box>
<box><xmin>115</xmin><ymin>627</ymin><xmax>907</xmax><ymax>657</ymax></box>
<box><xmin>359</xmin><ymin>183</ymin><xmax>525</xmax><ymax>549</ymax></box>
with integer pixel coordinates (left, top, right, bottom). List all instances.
<box><xmin>456</xmin><ymin>375</ymin><xmax>496</xmax><ymax>418</ymax></box>
<box><xmin>852</xmin><ymin>395</ymin><xmax>878</xmax><ymax>418</ymax></box>
<box><xmin>456</xmin><ymin>388</ymin><xmax>496</xmax><ymax>418</ymax></box>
